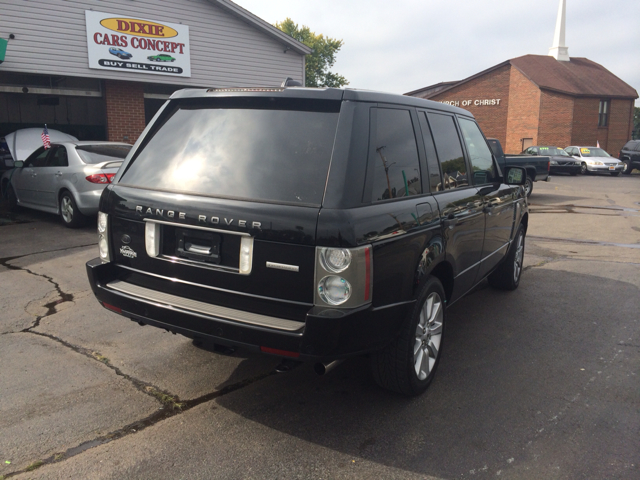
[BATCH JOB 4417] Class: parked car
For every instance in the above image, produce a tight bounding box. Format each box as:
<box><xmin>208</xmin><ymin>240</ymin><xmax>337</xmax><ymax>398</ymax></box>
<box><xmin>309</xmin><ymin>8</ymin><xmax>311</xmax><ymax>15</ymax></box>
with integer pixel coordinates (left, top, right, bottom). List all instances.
<box><xmin>86</xmin><ymin>86</ymin><xmax>529</xmax><ymax>396</ymax></box>
<box><xmin>109</xmin><ymin>47</ymin><xmax>133</xmax><ymax>59</ymax></box>
<box><xmin>1</xmin><ymin>142</ymin><xmax>132</xmax><ymax>227</ymax></box>
<box><xmin>3</xmin><ymin>128</ymin><xmax>78</xmax><ymax>169</ymax></box>
<box><xmin>487</xmin><ymin>138</ymin><xmax>550</xmax><ymax>197</ymax></box>
<box><xmin>564</xmin><ymin>146</ymin><xmax>624</xmax><ymax>175</ymax></box>
<box><xmin>618</xmin><ymin>140</ymin><xmax>640</xmax><ymax>174</ymax></box>
<box><xmin>147</xmin><ymin>54</ymin><xmax>175</xmax><ymax>62</ymax></box>
<box><xmin>521</xmin><ymin>145</ymin><xmax>581</xmax><ymax>176</ymax></box>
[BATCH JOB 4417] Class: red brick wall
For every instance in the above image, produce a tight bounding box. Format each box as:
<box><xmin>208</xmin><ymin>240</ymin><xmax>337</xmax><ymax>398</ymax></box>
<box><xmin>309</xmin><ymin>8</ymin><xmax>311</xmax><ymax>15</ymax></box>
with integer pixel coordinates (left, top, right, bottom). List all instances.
<box><xmin>571</xmin><ymin>98</ymin><xmax>600</xmax><ymax>148</ymax></box>
<box><xmin>538</xmin><ymin>90</ymin><xmax>574</xmax><ymax>148</ymax></box>
<box><xmin>426</xmin><ymin>65</ymin><xmax>511</xmax><ymax>147</ymax></box>
<box><xmin>608</xmin><ymin>99</ymin><xmax>634</xmax><ymax>156</ymax></box>
<box><xmin>505</xmin><ymin>67</ymin><xmax>540</xmax><ymax>153</ymax></box>
<box><xmin>104</xmin><ymin>80</ymin><xmax>146</xmax><ymax>144</ymax></box>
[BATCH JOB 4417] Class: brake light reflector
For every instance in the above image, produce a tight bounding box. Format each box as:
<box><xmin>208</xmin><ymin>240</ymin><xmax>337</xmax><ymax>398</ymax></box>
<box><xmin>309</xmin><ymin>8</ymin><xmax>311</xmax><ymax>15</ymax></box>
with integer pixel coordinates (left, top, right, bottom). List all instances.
<box><xmin>86</xmin><ymin>173</ymin><xmax>115</xmax><ymax>184</ymax></box>
<box><xmin>102</xmin><ymin>302</ymin><xmax>121</xmax><ymax>314</ymax></box>
<box><xmin>260</xmin><ymin>346</ymin><xmax>300</xmax><ymax>358</ymax></box>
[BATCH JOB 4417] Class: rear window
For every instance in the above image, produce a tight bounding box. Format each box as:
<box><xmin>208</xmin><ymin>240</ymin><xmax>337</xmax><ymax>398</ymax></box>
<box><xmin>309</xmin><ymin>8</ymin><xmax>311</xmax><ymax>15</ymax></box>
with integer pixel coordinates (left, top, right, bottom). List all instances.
<box><xmin>119</xmin><ymin>98</ymin><xmax>341</xmax><ymax>206</ymax></box>
<box><xmin>76</xmin><ymin>145</ymin><xmax>132</xmax><ymax>164</ymax></box>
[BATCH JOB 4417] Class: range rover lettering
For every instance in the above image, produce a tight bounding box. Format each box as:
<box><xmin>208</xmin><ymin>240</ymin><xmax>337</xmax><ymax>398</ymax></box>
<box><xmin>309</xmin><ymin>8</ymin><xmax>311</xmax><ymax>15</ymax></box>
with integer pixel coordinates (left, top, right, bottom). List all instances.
<box><xmin>86</xmin><ymin>84</ymin><xmax>528</xmax><ymax>395</ymax></box>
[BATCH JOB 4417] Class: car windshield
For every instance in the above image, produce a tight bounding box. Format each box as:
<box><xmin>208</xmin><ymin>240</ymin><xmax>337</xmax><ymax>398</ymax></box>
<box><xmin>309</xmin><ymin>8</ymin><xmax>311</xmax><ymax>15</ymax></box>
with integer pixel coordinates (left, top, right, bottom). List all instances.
<box><xmin>119</xmin><ymin>97</ymin><xmax>341</xmax><ymax>206</ymax></box>
<box><xmin>539</xmin><ymin>147</ymin><xmax>569</xmax><ymax>156</ymax></box>
<box><xmin>76</xmin><ymin>144</ymin><xmax>132</xmax><ymax>164</ymax></box>
<box><xmin>580</xmin><ymin>147</ymin><xmax>610</xmax><ymax>158</ymax></box>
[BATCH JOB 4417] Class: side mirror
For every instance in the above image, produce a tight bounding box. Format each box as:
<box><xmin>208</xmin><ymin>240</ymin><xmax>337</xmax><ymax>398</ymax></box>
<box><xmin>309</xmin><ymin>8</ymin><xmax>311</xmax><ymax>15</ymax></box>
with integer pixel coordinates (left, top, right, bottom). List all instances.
<box><xmin>505</xmin><ymin>166</ymin><xmax>526</xmax><ymax>185</ymax></box>
<box><xmin>13</xmin><ymin>161</ymin><xmax>24</xmax><ymax>168</ymax></box>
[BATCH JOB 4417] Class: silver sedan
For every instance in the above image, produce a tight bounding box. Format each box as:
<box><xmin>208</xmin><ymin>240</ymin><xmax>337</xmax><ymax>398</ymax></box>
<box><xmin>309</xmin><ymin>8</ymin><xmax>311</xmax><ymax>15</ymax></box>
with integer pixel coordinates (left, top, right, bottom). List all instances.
<box><xmin>1</xmin><ymin>141</ymin><xmax>131</xmax><ymax>227</ymax></box>
<box><xmin>564</xmin><ymin>146</ymin><xmax>625</xmax><ymax>176</ymax></box>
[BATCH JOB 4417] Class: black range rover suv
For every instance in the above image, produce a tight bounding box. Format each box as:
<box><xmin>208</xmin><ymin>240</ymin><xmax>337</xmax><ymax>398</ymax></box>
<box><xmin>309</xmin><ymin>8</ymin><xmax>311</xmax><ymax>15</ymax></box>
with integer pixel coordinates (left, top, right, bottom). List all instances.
<box><xmin>87</xmin><ymin>86</ymin><xmax>528</xmax><ymax>395</ymax></box>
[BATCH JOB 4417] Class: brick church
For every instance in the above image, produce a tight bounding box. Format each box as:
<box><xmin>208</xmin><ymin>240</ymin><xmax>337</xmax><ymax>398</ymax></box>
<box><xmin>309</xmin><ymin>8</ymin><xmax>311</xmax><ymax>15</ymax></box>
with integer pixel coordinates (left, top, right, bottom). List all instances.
<box><xmin>406</xmin><ymin>1</ymin><xmax>637</xmax><ymax>155</ymax></box>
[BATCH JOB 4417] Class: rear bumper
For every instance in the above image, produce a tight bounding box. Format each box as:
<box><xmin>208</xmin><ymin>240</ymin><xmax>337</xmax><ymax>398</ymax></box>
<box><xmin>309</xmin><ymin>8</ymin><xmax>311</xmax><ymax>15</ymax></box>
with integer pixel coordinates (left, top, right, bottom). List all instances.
<box><xmin>86</xmin><ymin>258</ymin><xmax>412</xmax><ymax>361</ymax></box>
<box><xmin>75</xmin><ymin>188</ymin><xmax>105</xmax><ymax>215</ymax></box>
<box><xmin>550</xmin><ymin>165</ymin><xmax>581</xmax><ymax>174</ymax></box>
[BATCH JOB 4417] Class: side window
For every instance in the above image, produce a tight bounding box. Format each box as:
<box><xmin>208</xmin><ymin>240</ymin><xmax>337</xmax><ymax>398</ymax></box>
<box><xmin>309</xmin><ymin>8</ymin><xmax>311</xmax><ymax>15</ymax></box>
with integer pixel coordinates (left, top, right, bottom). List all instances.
<box><xmin>47</xmin><ymin>146</ymin><xmax>69</xmax><ymax>167</ymax></box>
<box><xmin>427</xmin><ymin>112</ymin><xmax>468</xmax><ymax>190</ymax></box>
<box><xmin>370</xmin><ymin>108</ymin><xmax>421</xmax><ymax>201</ymax></box>
<box><xmin>458</xmin><ymin>118</ymin><xmax>497</xmax><ymax>185</ymax></box>
<box><xmin>24</xmin><ymin>147</ymin><xmax>49</xmax><ymax>167</ymax></box>
<box><xmin>634</xmin><ymin>143</ymin><xmax>640</xmax><ymax>152</ymax></box>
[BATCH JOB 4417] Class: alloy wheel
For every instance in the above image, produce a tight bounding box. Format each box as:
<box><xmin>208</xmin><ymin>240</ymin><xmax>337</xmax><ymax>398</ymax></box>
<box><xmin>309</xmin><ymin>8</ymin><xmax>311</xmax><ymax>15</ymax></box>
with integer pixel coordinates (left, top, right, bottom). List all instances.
<box><xmin>413</xmin><ymin>292</ymin><xmax>443</xmax><ymax>381</ymax></box>
<box><xmin>61</xmin><ymin>196</ymin><xmax>73</xmax><ymax>223</ymax></box>
<box><xmin>513</xmin><ymin>231</ymin><xmax>524</xmax><ymax>283</ymax></box>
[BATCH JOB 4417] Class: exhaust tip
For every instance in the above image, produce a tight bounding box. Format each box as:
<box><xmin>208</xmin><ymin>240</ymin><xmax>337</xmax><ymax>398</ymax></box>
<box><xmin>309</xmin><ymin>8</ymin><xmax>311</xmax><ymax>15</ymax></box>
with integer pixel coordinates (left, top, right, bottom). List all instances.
<box><xmin>314</xmin><ymin>359</ymin><xmax>344</xmax><ymax>376</ymax></box>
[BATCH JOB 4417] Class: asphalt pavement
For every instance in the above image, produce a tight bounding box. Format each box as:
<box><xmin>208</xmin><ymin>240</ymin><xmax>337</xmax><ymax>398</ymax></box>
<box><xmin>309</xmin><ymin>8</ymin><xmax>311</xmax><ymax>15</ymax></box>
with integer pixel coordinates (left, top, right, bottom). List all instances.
<box><xmin>1</xmin><ymin>172</ymin><xmax>638</xmax><ymax>479</ymax></box>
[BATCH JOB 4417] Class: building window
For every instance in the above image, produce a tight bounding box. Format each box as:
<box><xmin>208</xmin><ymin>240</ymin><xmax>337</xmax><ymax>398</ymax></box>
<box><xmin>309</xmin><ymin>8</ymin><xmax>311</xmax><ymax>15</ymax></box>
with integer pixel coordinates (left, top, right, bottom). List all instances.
<box><xmin>598</xmin><ymin>100</ymin><xmax>610</xmax><ymax>127</ymax></box>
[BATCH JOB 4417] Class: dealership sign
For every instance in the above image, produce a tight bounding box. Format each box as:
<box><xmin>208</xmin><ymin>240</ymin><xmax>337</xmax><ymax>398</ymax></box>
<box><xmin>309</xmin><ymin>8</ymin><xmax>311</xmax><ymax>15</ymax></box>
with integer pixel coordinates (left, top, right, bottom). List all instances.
<box><xmin>85</xmin><ymin>11</ymin><xmax>191</xmax><ymax>77</ymax></box>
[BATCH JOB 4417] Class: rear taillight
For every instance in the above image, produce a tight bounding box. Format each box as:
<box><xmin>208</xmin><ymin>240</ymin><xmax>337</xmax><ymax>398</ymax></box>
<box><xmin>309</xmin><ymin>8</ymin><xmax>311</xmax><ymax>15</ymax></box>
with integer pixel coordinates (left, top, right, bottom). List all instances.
<box><xmin>547</xmin><ymin>161</ymin><xmax>550</xmax><ymax>172</ymax></box>
<box><xmin>86</xmin><ymin>173</ymin><xmax>115</xmax><ymax>184</ymax></box>
<box><xmin>315</xmin><ymin>245</ymin><xmax>373</xmax><ymax>308</ymax></box>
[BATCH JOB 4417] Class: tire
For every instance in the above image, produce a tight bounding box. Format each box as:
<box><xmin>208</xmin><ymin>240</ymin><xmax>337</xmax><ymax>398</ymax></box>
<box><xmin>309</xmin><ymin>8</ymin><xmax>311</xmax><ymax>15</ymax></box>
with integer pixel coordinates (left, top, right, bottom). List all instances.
<box><xmin>59</xmin><ymin>191</ymin><xmax>86</xmax><ymax>228</ymax></box>
<box><xmin>371</xmin><ymin>277</ymin><xmax>446</xmax><ymax>396</ymax></box>
<box><xmin>622</xmin><ymin>161</ymin><xmax>632</xmax><ymax>175</ymax></box>
<box><xmin>580</xmin><ymin>162</ymin><xmax>588</xmax><ymax>175</ymax></box>
<box><xmin>524</xmin><ymin>176</ymin><xmax>533</xmax><ymax>197</ymax></box>
<box><xmin>610</xmin><ymin>172</ymin><xmax>620</xmax><ymax>176</ymax></box>
<box><xmin>488</xmin><ymin>224</ymin><xmax>525</xmax><ymax>291</ymax></box>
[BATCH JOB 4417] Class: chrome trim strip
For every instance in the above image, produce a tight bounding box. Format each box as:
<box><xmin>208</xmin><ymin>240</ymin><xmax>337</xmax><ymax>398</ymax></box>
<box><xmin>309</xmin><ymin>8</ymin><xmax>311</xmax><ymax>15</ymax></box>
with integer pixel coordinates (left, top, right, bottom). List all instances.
<box><xmin>266</xmin><ymin>262</ymin><xmax>299</xmax><ymax>272</ymax></box>
<box><xmin>454</xmin><ymin>242</ymin><xmax>510</xmax><ymax>278</ymax></box>
<box><xmin>115</xmin><ymin>264</ymin><xmax>313</xmax><ymax>307</ymax></box>
<box><xmin>143</xmin><ymin>218</ymin><xmax>250</xmax><ymax>237</ymax></box>
<box><xmin>106</xmin><ymin>280</ymin><xmax>304</xmax><ymax>332</ymax></box>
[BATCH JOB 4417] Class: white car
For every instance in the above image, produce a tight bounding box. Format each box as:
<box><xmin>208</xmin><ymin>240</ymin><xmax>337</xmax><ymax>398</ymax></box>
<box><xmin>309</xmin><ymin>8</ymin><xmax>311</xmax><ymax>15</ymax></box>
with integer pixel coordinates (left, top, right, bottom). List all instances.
<box><xmin>564</xmin><ymin>146</ymin><xmax>624</xmax><ymax>176</ymax></box>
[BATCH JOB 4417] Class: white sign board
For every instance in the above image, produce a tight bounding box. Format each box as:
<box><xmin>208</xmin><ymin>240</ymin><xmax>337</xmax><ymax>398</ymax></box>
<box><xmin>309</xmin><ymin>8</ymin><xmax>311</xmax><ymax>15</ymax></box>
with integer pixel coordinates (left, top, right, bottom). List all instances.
<box><xmin>85</xmin><ymin>11</ymin><xmax>191</xmax><ymax>77</ymax></box>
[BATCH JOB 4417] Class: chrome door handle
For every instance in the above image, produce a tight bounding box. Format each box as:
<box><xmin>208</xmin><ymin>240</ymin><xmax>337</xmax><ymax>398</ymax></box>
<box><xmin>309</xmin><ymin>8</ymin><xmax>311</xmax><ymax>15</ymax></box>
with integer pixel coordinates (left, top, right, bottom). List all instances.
<box><xmin>55</xmin><ymin>172</ymin><xmax>63</xmax><ymax>177</ymax></box>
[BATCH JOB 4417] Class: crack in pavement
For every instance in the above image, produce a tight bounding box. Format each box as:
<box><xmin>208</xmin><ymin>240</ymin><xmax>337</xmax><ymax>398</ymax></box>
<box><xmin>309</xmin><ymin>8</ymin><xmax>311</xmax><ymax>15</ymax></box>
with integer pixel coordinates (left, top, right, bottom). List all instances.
<box><xmin>2</xmin><ymin>249</ymin><xmax>280</xmax><ymax>477</ymax></box>
<box><xmin>1</xmin><ymin>328</ymin><xmax>277</xmax><ymax>478</ymax></box>
<box><xmin>0</xmin><ymin>242</ymin><xmax>97</xmax><ymax>266</ymax></box>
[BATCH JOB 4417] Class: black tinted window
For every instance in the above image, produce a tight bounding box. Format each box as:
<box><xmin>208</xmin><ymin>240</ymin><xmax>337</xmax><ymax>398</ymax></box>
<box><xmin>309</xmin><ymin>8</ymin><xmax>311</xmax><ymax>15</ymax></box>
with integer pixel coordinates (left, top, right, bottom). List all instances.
<box><xmin>458</xmin><ymin>118</ymin><xmax>496</xmax><ymax>185</ymax></box>
<box><xmin>48</xmin><ymin>146</ymin><xmax>68</xmax><ymax>167</ymax></box>
<box><xmin>120</xmin><ymin>98</ymin><xmax>340</xmax><ymax>206</ymax></box>
<box><xmin>77</xmin><ymin>144</ymin><xmax>131</xmax><ymax>164</ymax></box>
<box><xmin>427</xmin><ymin>113</ymin><xmax>468</xmax><ymax>190</ymax></box>
<box><xmin>369</xmin><ymin>108</ymin><xmax>421</xmax><ymax>201</ymax></box>
<box><xmin>25</xmin><ymin>147</ymin><xmax>49</xmax><ymax>167</ymax></box>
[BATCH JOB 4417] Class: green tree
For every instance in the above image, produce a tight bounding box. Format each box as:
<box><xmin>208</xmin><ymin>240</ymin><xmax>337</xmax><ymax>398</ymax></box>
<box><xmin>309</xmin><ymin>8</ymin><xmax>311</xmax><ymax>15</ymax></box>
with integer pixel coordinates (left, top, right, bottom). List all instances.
<box><xmin>275</xmin><ymin>18</ymin><xmax>348</xmax><ymax>88</ymax></box>
<box><xmin>633</xmin><ymin>106</ymin><xmax>640</xmax><ymax>139</ymax></box>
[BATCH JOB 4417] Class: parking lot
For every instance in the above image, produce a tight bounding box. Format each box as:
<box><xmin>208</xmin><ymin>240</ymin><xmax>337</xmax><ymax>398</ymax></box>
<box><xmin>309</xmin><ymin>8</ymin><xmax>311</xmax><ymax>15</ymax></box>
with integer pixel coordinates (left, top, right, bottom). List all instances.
<box><xmin>1</xmin><ymin>172</ymin><xmax>639</xmax><ymax>480</ymax></box>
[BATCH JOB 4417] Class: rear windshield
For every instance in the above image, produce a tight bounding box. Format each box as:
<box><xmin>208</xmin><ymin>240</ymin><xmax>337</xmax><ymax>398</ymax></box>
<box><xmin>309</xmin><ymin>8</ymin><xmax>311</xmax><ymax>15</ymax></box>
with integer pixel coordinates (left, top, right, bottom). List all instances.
<box><xmin>76</xmin><ymin>145</ymin><xmax>132</xmax><ymax>164</ymax></box>
<box><xmin>119</xmin><ymin>97</ymin><xmax>341</xmax><ymax>206</ymax></box>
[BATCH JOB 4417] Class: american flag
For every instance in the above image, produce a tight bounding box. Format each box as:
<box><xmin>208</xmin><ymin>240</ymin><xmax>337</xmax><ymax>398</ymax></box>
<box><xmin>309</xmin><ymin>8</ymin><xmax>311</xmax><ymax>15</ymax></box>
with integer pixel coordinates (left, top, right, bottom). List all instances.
<box><xmin>41</xmin><ymin>125</ymin><xmax>51</xmax><ymax>149</ymax></box>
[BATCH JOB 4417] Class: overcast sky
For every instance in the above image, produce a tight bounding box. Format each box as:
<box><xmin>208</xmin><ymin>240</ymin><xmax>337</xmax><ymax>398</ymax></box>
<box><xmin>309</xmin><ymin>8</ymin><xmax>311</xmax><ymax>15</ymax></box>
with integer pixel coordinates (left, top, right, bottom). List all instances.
<box><xmin>232</xmin><ymin>0</ymin><xmax>640</xmax><ymax>106</ymax></box>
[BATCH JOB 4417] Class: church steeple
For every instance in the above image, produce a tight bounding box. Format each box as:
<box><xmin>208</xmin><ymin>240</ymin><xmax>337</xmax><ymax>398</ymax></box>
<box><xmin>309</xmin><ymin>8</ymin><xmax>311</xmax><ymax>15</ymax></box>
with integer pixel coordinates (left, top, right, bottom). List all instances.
<box><xmin>549</xmin><ymin>0</ymin><xmax>570</xmax><ymax>61</ymax></box>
